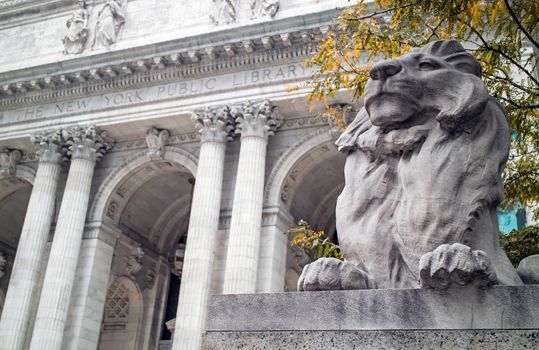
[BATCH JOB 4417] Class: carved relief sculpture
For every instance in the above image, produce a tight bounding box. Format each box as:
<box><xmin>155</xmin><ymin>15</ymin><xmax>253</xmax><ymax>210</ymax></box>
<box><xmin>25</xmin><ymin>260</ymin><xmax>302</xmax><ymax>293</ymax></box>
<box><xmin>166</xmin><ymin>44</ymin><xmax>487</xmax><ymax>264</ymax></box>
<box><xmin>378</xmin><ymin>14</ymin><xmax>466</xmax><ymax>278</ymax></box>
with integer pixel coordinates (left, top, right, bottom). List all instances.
<box><xmin>145</xmin><ymin>127</ymin><xmax>170</xmax><ymax>159</ymax></box>
<box><xmin>62</xmin><ymin>0</ymin><xmax>90</xmax><ymax>54</ymax></box>
<box><xmin>209</xmin><ymin>0</ymin><xmax>236</xmax><ymax>25</ymax></box>
<box><xmin>299</xmin><ymin>40</ymin><xmax>523</xmax><ymax>291</ymax></box>
<box><xmin>0</xmin><ymin>251</ymin><xmax>6</xmax><ymax>279</ymax></box>
<box><xmin>92</xmin><ymin>0</ymin><xmax>127</xmax><ymax>50</ymax></box>
<box><xmin>0</xmin><ymin>147</ymin><xmax>21</xmax><ymax>179</ymax></box>
<box><xmin>124</xmin><ymin>246</ymin><xmax>144</xmax><ymax>276</ymax></box>
<box><xmin>250</xmin><ymin>0</ymin><xmax>279</xmax><ymax>19</ymax></box>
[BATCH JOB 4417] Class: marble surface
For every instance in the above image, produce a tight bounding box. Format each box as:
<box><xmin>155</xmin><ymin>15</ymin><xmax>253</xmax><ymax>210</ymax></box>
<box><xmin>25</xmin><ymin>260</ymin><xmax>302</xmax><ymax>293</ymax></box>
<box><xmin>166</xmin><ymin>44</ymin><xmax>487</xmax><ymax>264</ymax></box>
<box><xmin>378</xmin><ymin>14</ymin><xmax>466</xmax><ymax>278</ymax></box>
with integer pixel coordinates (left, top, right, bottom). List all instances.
<box><xmin>207</xmin><ymin>286</ymin><xmax>539</xmax><ymax>331</ymax></box>
<box><xmin>202</xmin><ymin>330</ymin><xmax>539</xmax><ymax>349</ymax></box>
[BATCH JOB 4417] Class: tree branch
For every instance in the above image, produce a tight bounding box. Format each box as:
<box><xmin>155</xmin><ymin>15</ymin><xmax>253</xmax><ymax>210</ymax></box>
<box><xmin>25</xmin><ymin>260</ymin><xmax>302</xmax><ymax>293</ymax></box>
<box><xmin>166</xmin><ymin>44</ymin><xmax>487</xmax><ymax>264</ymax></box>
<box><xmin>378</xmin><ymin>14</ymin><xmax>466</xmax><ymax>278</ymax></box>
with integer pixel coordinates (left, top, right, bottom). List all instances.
<box><xmin>341</xmin><ymin>2</ymin><xmax>417</xmax><ymax>22</ymax></box>
<box><xmin>503</xmin><ymin>0</ymin><xmax>539</xmax><ymax>49</ymax></box>
<box><xmin>498</xmin><ymin>96</ymin><xmax>539</xmax><ymax>109</ymax></box>
<box><xmin>463</xmin><ymin>20</ymin><xmax>539</xmax><ymax>87</ymax></box>
<box><xmin>487</xmin><ymin>74</ymin><xmax>539</xmax><ymax>96</ymax></box>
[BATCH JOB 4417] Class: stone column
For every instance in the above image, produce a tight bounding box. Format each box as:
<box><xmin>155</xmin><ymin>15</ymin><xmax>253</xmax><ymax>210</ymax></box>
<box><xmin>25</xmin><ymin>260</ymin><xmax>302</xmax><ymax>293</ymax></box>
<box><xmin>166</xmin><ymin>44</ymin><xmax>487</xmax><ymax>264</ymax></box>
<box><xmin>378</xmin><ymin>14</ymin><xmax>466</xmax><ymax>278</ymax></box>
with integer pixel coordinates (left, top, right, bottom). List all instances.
<box><xmin>29</xmin><ymin>125</ymin><xmax>113</xmax><ymax>350</ymax></box>
<box><xmin>223</xmin><ymin>100</ymin><xmax>280</xmax><ymax>294</ymax></box>
<box><xmin>62</xmin><ymin>222</ymin><xmax>120</xmax><ymax>350</ymax></box>
<box><xmin>173</xmin><ymin>106</ymin><xmax>234</xmax><ymax>350</ymax></box>
<box><xmin>0</xmin><ymin>130</ymin><xmax>64</xmax><ymax>350</ymax></box>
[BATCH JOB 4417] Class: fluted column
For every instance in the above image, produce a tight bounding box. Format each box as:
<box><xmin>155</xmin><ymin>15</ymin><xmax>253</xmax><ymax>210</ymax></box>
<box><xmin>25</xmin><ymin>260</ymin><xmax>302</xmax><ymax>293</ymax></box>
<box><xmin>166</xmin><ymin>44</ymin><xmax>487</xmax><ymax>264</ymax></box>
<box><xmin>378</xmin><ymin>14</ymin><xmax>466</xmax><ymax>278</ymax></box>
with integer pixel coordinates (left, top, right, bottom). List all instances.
<box><xmin>223</xmin><ymin>100</ymin><xmax>280</xmax><ymax>294</ymax></box>
<box><xmin>173</xmin><ymin>107</ymin><xmax>234</xmax><ymax>350</ymax></box>
<box><xmin>0</xmin><ymin>130</ymin><xmax>64</xmax><ymax>350</ymax></box>
<box><xmin>29</xmin><ymin>125</ymin><xmax>113</xmax><ymax>350</ymax></box>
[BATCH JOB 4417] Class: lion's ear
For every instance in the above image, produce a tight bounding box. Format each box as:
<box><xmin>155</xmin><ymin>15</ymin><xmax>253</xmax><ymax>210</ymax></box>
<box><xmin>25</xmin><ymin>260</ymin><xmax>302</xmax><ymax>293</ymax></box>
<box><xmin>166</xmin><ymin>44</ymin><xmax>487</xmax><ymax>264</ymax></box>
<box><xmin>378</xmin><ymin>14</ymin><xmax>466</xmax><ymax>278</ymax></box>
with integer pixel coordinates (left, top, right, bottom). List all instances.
<box><xmin>336</xmin><ymin>107</ymin><xmax>372</xmax><ymax>153</ymax></box>
<box><xmin>436</xmin><ymin>75</ymin><xmax>489</xmax><ymax>132</ymax></box>
<box><xmin>444</xmin><ymin>52</ymin><xmax>482</xmax><ymax>78</ymax></box>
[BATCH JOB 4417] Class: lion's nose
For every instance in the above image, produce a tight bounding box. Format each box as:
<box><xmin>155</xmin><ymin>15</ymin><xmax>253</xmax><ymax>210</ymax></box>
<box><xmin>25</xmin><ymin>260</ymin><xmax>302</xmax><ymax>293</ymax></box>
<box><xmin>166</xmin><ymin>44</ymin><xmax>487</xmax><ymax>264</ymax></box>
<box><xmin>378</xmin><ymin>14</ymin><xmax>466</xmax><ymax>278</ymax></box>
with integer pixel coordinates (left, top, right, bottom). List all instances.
<box><xmin>369</xmin><ymin>59</ymin><xmax>402</xmax><ymax>80</ymax></box>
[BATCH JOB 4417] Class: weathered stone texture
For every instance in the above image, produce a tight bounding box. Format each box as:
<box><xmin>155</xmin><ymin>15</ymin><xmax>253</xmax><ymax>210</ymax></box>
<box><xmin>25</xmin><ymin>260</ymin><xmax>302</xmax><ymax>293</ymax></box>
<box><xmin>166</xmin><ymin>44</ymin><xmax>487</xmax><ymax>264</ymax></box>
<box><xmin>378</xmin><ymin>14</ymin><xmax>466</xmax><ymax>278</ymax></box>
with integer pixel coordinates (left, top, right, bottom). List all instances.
<box><xmin>207</xmin><ymin>286</ymin><xmax>539</xmax><ymax>332</ymax></box>
<box><xmin>202</xmin><ymin>330</ymin><xmax>539</xmax><ymax>350</ymax></box>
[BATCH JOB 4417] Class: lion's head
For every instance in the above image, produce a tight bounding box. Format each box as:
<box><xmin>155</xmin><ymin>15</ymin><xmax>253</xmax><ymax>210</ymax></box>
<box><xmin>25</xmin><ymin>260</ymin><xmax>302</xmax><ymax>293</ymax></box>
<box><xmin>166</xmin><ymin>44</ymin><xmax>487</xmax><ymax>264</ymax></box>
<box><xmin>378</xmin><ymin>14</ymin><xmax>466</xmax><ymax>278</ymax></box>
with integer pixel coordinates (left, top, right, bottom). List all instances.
<box><xmin>337</xmin><ymin>40</ymin><xmax>493</xmax><ymax>152</ymax></box>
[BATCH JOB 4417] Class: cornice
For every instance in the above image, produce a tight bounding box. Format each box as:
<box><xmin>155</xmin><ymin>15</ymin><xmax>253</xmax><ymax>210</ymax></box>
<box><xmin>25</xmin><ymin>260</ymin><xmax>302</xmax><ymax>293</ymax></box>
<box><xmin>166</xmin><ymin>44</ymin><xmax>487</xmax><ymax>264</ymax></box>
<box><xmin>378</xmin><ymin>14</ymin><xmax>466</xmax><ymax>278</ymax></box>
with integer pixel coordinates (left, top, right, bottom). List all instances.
<box><xmin>0</xmin><ymin>10</ymin><xmax>336</xmax><ymax>107</ymax></box>
<box><xmin>0</xmin><ymin>0</ymin><xmax>72</xmax><ymax>18</ymax></box>
<box><xmin>0</xmin><ymin>32</ymin><xmax>322</xmax><ymax>109</ymax></box>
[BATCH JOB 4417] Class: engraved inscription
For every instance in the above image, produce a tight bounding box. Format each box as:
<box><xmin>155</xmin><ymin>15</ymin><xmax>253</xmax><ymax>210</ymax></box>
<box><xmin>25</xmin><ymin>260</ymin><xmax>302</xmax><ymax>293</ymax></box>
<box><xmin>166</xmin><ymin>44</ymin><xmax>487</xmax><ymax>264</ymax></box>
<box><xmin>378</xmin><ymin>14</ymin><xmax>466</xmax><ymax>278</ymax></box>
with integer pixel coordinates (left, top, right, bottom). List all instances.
<box><xmin>4</xmin><ymin>63</ymin><xmax>309</xmax><ymax>124</ymax></box>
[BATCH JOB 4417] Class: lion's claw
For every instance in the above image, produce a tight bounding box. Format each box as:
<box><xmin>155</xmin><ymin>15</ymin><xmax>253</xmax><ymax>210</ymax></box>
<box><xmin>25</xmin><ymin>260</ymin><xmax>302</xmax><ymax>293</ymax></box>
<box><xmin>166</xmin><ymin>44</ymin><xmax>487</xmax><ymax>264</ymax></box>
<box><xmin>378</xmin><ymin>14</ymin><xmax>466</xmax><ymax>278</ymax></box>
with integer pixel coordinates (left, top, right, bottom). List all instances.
<box><xmin>298</xmin><ymin>257</ymin><xmax>376</xmax><ymax>291</ymax></box>
<box><xmin>419</xmin><ymin>243</ymin><xmax>497</xmax><ymax>289</ymax></box>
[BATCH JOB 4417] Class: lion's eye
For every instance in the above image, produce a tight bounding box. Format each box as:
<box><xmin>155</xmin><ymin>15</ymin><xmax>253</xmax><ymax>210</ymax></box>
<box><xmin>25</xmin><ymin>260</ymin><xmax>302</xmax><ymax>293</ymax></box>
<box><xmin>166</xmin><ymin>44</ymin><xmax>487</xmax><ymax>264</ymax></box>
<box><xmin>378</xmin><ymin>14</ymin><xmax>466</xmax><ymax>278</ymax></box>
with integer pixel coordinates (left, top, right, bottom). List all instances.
<box><xmin>418</xmin><ymin>61</ymin><xmax>437</xmax><ymax>70</ymax></box>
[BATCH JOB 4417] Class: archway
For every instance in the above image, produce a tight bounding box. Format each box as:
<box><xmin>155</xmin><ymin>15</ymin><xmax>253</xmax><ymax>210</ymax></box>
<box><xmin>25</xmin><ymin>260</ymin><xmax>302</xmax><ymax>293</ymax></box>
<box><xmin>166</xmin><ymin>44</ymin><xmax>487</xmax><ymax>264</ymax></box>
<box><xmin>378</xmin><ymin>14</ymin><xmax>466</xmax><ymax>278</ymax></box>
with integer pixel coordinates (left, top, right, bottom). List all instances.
<box><xmin>0</xmin><ymin>165</ymin><xmax>35</xmax><ymax>299</ymax></box>
<box><xmin>265</xmin><ymin>130</ymin><xmax>346</xmax><ymax>291</ymax></box>
<box><xmin>91</xmin><ymin>147</ymin><xmax>198</xmax><ymax>349</ymax></box>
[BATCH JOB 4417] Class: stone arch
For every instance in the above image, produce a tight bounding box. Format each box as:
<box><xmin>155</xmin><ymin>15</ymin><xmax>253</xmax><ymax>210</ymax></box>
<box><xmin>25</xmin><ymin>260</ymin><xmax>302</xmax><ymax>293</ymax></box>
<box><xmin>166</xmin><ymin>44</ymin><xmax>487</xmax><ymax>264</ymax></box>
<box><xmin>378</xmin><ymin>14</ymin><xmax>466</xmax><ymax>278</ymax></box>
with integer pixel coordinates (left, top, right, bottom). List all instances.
<box><xmin>98</xmin><ymin>276</ymin><xmax>143</xmax><ymax>350</ymax></box>
<box><xmin>265</xmin><ymin>128</ymin><xmax>346</xmax><ymax>292</ymax></box>
<box><xmin>0</xmin><ymin>165</ymin><xmax>36</xmax><ymax>252</ymax></box>
<box><xmin>264</xmin><ymin>128</ymin><xmax>333</xmax><ymax>207</ymax></box>
<box><xmin>0</xmin><ymin>164</ymin><xmax>35</xmax><ymax>200</ymax></box>
<box><xmin>88</xmin><ymin>146</ymin><xmax>198</xmax><ymax>223</ymax></box>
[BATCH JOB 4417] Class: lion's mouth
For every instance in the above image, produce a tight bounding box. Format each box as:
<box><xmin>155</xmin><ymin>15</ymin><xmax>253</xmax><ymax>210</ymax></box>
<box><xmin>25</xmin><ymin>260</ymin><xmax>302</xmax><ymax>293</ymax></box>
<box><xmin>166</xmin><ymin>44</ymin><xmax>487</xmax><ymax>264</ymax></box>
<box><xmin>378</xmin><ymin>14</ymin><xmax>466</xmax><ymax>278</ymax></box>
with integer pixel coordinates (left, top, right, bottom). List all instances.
<box><xmin>364</xmin><ymin>92</ymin><xmax>423</xmax><ymax>127</ymax></box>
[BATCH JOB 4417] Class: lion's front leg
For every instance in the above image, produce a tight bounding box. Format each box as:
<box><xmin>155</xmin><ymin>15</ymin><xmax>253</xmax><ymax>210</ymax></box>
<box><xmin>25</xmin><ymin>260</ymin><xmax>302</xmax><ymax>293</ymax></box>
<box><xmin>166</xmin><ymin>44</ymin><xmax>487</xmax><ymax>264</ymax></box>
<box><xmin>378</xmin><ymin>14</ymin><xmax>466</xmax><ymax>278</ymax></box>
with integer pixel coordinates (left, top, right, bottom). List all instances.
<box><xmin>298</xmin><ymin>257</ymin><xmax>377</xmax><ymax>291</ymax></box>
<box><xmin>419</xmin><ymin>243</ymin><xmax>498</xmax><ymax>289</ymax></box>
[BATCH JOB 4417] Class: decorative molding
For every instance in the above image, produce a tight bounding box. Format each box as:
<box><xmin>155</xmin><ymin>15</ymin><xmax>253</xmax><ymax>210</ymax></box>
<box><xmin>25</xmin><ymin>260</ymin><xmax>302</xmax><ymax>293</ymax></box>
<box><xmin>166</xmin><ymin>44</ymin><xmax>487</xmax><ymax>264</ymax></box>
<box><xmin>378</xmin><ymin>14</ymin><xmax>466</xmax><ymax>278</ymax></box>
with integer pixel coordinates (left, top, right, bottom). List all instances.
<box><xmin>63</xmin><ymin>124</ymin><xmax>115</xmax><ymax>162</ymax></box>
<box><xmin>62</xmin><ymin>0</ymin><xmax>90</xmax><ymax>55</ymax></box>
<box><xmin>83</xmin><ymin>221</ymin><xmax>121</xmax><ymax>247</ymax></box>
<box><xmin>109</xmin><ymin>132</ymin><xmax>198</xmax><ymax>152</ymax></box>
<box><xmin>192</xmin><ymin>105</ymin><xmax>236</xmax><ymax>143</ymax></box>
<box><xmin>0</xmin><ymin>0</ymin><xmax>68</xmax><ymax>10</ymax></box>
<box><xmin>106</xmin><ymin>201</ymin><xmax>119</xmax><ymax>219</ymax></box>
<box><xmin>145</xmin><ymin>127</ymin><xmax>170</xmax><ymax>159</ymax></box>
<box><xmin>0</xmin><ymin>147</ymin><xmax>21</xmax><ymax>180</ymax></box>
<box><xmin>18</xmin><ymin>118</ymin><xmax>326</xmax><ymax>161</ymax></box>
<box><xmin>281</xmin><ymin>116</ymin><xmax>327</xmax><ymax>130</ymax></box>
<box><xmin>233</xmin><ymin>99</ymin><xmax>281</xmax><ymax>139</ymax></box>
<box><xmin>280</xmin><ymin>183</ymin><xmax>289</xmax><ymax>203</ymax></box>
<box><xmin>0</xmin><ymin>27</ymin><xmax>323</xmax><ymax>107</ymax></box>
<box><xmin>30</xmin><ymin>128</ymin><xmax>67</xmax><ymax>164</ymax></box>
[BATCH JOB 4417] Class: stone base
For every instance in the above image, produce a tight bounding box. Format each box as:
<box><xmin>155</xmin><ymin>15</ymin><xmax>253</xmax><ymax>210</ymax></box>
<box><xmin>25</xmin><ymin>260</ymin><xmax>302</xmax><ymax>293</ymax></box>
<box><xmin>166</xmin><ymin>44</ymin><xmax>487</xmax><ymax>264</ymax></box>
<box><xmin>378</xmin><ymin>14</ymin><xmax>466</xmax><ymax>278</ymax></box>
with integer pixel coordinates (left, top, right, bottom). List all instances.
<box><xmin>202</xmin><ymin>330</ymin><xmax>539</xmax><ymax>349</ymax></box>
<box><xmin>202</xmin><ymin>286</ymin><xmax>539</xmax><ymax>349</ymax></box>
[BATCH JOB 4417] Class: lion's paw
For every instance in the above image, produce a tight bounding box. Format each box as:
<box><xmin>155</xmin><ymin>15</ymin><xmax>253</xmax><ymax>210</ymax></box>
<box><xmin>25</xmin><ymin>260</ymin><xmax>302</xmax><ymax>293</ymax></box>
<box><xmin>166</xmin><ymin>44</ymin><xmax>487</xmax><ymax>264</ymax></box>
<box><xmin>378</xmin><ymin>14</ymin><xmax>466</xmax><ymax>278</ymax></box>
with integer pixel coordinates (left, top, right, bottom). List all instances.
<box><xmin>297</xmin><ymin>257</ymin><xmax>376</xmax><ymax>291</ymax></box>
<box><xmin>419</xmin><ymin>243</ymin><xmax>498</xmax><ymax>289</ymax></box>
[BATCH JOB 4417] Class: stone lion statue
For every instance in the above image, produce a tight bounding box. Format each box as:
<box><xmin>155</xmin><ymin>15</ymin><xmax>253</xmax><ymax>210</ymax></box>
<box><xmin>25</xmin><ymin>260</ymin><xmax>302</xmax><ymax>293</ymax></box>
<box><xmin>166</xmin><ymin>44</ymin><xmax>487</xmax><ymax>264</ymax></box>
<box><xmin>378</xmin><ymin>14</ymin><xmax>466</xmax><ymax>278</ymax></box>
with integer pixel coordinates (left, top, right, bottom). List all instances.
<box><xmin>298</xmin><ymin>40</ymin><xmax>523</xmax><ymax>291</ymax></box>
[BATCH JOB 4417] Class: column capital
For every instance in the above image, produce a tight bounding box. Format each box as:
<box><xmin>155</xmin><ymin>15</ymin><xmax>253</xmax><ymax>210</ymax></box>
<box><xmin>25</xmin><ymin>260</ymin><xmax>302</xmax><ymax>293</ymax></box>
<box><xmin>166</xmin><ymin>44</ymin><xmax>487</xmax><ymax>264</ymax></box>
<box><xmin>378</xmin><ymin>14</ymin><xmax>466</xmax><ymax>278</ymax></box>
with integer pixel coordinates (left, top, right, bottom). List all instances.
<box><xmin>0</xmin><ymin>147</ymin><xmax>21</xmax><ymax>180</ymax></box>
<box><xmin>30</xmin><ymin>129</ymin><xmax>66</xmax><ymax>164</ymax></box>
<box><xmin>192</xmin><ymin>106</ymin><xmax>235</xmax><ymax>144</ymax></box>
<box><xmin>63</xmin><ymin>124</ymin><xmax>114</xmax><ymax>163</ymax></box>
<box><xmin>233</xmin><ymin>100</ymin><xmax>281</xmax><ymax>140</ymax></box>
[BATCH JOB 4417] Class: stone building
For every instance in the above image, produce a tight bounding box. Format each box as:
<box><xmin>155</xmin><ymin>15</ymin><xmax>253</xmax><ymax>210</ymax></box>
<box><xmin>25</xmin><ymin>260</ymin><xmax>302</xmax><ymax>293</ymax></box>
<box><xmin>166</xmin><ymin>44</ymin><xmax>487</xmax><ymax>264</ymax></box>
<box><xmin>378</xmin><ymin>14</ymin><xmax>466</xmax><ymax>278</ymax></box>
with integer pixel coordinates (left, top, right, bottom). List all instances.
<box><xmin>0</xmin><ymin>1</ymin><xmax>354</xmax><ymax>349</ymax></box>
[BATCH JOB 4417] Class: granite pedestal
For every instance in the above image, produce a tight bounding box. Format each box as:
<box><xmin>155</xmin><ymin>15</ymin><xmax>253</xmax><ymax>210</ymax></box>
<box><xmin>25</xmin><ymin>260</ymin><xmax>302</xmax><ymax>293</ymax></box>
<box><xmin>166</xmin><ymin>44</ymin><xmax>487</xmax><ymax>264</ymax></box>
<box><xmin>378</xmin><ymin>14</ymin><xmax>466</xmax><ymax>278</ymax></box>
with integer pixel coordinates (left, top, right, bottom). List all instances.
<box><xmin>202</xmin><ymin>285</ymin><xmax>539</xmax><ymax>349</ymax></box>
